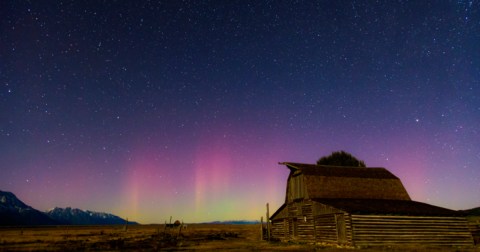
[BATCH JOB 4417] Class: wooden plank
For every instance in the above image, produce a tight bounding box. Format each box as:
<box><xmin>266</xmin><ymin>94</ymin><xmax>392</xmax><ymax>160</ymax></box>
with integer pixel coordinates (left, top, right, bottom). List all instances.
<box><xmin>315</xmin><ymin>214</ymin><xmax>338</xmax><ymax>243</ymax></box>
<box><xmin>351</xmin><ymin>215</ymin><xmax>467</xmax><ymax>220</ymax></box>
<box><xmin>350</xmin><ymin>214</ymin><xmax>473</xmax><ymax>246</ymax></box>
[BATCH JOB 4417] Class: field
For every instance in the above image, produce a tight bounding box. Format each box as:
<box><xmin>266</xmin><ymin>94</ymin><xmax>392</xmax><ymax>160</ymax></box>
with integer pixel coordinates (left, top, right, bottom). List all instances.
<box><xmin>0</xmin><ymin>224</ymin><xmax>478</xmax><ymax>251</ymax></box>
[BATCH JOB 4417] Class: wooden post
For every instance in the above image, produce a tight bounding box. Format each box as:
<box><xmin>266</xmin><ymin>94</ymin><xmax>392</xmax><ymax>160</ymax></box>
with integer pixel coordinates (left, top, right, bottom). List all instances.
<box><xmin>260</xmin><ymin>216</ymin><xmax>264</xmax><ymax>240</ymax></box>
<box><xmin>124</xmin><ymin>217</ymin><xmax>128</xmax><ymax>231</ymax></box>
<box><xmin>266</xmin><ymin>203</ymin><xmax>270</xmax><ymax>241</ymax></box>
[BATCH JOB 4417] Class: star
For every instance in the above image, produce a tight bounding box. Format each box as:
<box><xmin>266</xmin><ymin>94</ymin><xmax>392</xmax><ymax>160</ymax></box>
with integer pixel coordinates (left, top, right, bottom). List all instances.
<box><xmin>1</xmin><ymin>0</ymin><xmax>478</xmax><ymax>223</ymax></box>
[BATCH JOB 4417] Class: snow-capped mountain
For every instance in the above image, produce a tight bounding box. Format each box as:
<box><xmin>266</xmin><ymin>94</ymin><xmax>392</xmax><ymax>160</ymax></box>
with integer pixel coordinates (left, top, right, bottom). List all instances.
<box><xmin>0</xmin><ymin>190</ymin><xmax>58</xmax><ymax>225</ymax></box>
<box><xmin>45</xmin><ymin>207</ymin><xmax>137</xmax><ymax>225</ymax></box>
<box><xmin>0</xmin><ymin>190</ymin><xmax>138</xmax><ymax>226</ymax></box>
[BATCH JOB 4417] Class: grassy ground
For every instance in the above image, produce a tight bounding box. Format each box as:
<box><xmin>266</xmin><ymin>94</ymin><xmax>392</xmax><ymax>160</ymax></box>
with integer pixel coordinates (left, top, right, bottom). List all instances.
<box><xmin>0</xmin><ymin>224</ymin><xmax>478</xmax><ymax>251</ymax></box>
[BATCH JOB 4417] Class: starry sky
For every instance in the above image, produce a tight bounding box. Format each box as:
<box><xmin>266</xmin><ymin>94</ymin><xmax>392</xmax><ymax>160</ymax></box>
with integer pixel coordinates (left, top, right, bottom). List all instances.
<box><xmin>1</xmin><ymin>1</ymin><xmax>479</xmax><ymax>224</ymax></box>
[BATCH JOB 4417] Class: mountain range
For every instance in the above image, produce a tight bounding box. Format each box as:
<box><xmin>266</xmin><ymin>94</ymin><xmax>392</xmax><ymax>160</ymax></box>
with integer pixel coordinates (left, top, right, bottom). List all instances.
<box><xmin>45</xmin><ymin>207</ymin><xmax>137</xmax><ymax>225</ymax></box>
<box><xmin>0</xmin><ymin>190</ymin><xmax>136</xmax><ymax>226</ymax></box>
<box><xmin>0</xmin><ymin>191</ymin><xmax>59</xmax><ymax>225</ymax></box>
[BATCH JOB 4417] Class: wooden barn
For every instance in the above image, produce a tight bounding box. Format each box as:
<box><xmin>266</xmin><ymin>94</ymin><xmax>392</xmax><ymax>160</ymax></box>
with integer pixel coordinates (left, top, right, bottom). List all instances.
<box><xmin>270</xmin><ymin>162</ymin><xmax>474</xmax><ymax>247</ymax></box>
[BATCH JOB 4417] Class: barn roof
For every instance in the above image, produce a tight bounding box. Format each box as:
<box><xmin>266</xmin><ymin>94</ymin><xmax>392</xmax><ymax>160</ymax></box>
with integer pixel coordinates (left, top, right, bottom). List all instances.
<box><xmin>281</xmin><ymin>162</ymin><xmax>399</xmax><ymax>179</ymax></box>
<box><xmin>312</xmin><ymin>198</ymin><xmax>464</xmax><ymax>217</ymax></box>
<box><xmin>270</xmin><ymin>203</ymin><xmax>287</xmax><ymax>220</ymax></box>
<box><xmin>280</xmin><ymin>162</ymin><xmax>411</xmax><ymax>201</ymax></box>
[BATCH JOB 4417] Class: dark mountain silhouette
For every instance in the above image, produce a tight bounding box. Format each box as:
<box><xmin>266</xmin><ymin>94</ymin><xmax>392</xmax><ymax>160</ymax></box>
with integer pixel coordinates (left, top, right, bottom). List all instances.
<box><xmin>0</xmin><ymin>190</ymin><xmax>58</xmax><ymax>226</ymax></box>
<box><xmin>45</xmin><ymin>207</ymin><xmax>138</xmax><ymax>225</ymax></box>
<box><xmin>1</xmin><ymin>190</ymin><xmax>138</xmax><ymax>225</ymax></box>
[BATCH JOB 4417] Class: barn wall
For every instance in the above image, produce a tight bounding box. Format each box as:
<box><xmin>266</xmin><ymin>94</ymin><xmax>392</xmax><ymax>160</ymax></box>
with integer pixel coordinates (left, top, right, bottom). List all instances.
<box><xmin>310</xmin><ymin>201</ymin><xmax>354</xmax><ymax>245</ymax></box>
<box><xmin>271</xmin><ymin>206</ymin><xmax>289</xmax><ymax>241</ymax></box>
<box><xmin>288</xmin><ymin>174</ymin><xmax>306</xmax><ymax>202</ymax></box>
<box><xmin>270</xmin><ymin>200</ymin><xmax>317</xmax><ymax>242</ymax></box>
<box><xmin>271</xmin><ymin>219</ymin><xmax>287</xmax><ymax>240</ymax></box>
<box><xmin>296</xmin><ymin>203</ymin><xmax>315</xmax><ymax>241</ymax></box>
<box><xmin>313</xmin><ymin>213</ymin><xmax>353</xmax><ymax>245</ymax></box>
<box><xmin>343</xmin><ymin>213</ymin><xmax>353</xmax><ymax>245</ymax></box>
<box><xmin>314</xmin><ymin>213</ymin><xmax>337</xmax><ymax>243</ymax></box>
<box><xmin>287</xmin><ymin>202</ymin><xmax>298</xmax><ymax>238</ymax></box>
<box><xmin>351</xmin><ymin>215</ymin><xmax>474</xmax><ymax>246</ymax></box>
<box><xmin>466</xmin><ymin>218</ymin><xmax>480</xmax><ymax>245</ymax></box>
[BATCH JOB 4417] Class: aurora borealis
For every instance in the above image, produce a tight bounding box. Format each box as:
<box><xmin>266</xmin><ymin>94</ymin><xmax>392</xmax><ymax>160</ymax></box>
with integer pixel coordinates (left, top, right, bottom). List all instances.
<box><xmin>1</xmin><ymin>1</ymin><xmax>479</xmax><ymax>223</ymax></box>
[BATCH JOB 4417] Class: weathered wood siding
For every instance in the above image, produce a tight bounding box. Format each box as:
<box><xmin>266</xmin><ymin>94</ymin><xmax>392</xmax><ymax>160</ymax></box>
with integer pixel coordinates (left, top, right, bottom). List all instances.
<box><xmin>314</xmin><ymin>214</ymin><xmax>337</xmax><ymax>244</ymax></box>
<box><xmin>271</xmin><ymin>219</ymin><xmax>287</xmax><ymax>240</ymax></box>
<box><xmin>270</xmin><ymin>205</ymin><xmax>289</xmax><ymax>241</ymax></box>
<box><xmin>270</xmin><ymin>200</ymin><xmax>318</xmax><ymax>242</ymax></box>
<box><xmin>313</xmin><ymin>213</ymin><xmax>353</xmax><ymax>245</ymax></box>
<box><xmin>340</xmin><ymin>213</ymin><xmax>353</xmax><ymax>245</ymax></box>
<box><xmin>351</xmin><ymin>215</ymin><xmax>474</xmax><ymax>246</ymax></box>
<box><xmin>295</xmin><ymin>204</ymin><xmax>315</xmax><ymax>241</ymax></box>
<box><xmin>468</xmin><ymin>221</ymin><xmax>480</xmax><ymax>233</ymax></box>
<box><xmin>286</xmin><ymin>171</ymin><xmax>307</xmax><ymax>203</ymax></box>
<box><xmin>467</xmin><ymin>220</ymin><xmax>480</xmax><ymax>245</ymax></box>
<box><xmin>287</xmin><ymin>203</ymin><xmax>297</xmax><ymax>238</ymax></box>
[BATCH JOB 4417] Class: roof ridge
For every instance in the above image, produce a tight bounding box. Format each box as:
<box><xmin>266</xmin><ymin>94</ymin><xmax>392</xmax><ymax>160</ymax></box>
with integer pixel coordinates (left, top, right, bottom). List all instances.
<box><xmin>280</xmin><ymin>162</ymin><xmax>386</xmax><ymax>169</ymax></box>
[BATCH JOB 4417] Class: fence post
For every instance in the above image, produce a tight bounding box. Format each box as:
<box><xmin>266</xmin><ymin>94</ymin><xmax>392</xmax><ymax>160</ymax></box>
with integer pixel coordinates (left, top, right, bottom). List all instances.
<box><xmin>266</xmin><ymin>203</ymin><xmax>270</xmax><ymax>241</ymax></box>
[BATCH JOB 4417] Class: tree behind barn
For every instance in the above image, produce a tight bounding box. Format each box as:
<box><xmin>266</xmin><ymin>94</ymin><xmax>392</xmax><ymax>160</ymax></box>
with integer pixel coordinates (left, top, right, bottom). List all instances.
<box><xmin>317</xmin><ymin>151</ymin><xmax>366</xmax><ymax>167</ymax></box>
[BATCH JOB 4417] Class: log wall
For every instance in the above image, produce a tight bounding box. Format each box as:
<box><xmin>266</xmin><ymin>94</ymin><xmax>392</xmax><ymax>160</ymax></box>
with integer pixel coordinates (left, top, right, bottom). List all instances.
<box><xmin>467</xmin><ymin>220</ymin><xmax>480</xmax><ymax>245</ymax></box>
<box><xmin>341</xmin><ymin>213</ymin><xmax>353</xmax><ymax>245</ymax></box>
<box><xmin>296</xmin><ymin>204</ymin><xmax>315</xmax><ymax>241</ymax></box>
<box><xmin>271</xmin><ymin>219</ymin><xmax>287</xmax><ymax>240</ymax></box>
<box><xmin>314</xmin><ymin>213</ymin><xmax>337</xmax><ymax>244</ymax></box>
<box><xmin>351</xmin><ymin>215</ymin><xmax>474</xmax><ymax>246</ymax></box>
<box><xmin>313</xmin><ymin>213</ymin><xmax>353</xmax><ymax>245</ymax></box>
<box><xmin>269</xmin><ymin>200</ymin><xmax>317</xmax><ymax>242</ymax></box>
<box><xmin>287</xmin><ymin>204</ymin><xmax>297</xmax><ymax>238</ymax></box>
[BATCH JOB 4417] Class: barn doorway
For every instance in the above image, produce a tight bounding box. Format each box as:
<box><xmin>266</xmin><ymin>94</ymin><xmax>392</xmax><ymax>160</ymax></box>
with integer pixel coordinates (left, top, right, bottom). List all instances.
<box><xmin>335</xmin><ymin>213</ymin><xmax>346</xmax><ymax>244</ymax></box>
<box><xmin>292</xmin><ymin>218</ymin><xmax>298</xmax><ymax>237</ymax></box>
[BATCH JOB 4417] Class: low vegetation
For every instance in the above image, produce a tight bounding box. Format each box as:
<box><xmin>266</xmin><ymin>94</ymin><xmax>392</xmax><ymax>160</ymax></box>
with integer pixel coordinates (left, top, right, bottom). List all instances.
<box><xmin>0</xmin><ymin>224</ymin><xmax>478</xmax><ymax>251</ymax></box>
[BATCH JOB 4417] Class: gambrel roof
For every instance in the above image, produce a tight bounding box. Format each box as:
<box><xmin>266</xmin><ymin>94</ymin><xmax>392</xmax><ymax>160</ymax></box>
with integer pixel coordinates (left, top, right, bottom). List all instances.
<box><xmin>281</xmin><ymin>162</ymin><xmax>411</xmax><ymax>201</ymax></box>
<box><xmin>284</xmin><ymin>162</ymin><xmax>399</xmax><ymax>179</ymax></box>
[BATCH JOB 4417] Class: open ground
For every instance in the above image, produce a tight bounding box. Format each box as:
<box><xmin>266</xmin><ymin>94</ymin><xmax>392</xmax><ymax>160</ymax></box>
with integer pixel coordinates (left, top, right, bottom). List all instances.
<box><xmin>0</xmin><ymin>224</ymin><xmax>478</xmax><ymax>251</ymax></box>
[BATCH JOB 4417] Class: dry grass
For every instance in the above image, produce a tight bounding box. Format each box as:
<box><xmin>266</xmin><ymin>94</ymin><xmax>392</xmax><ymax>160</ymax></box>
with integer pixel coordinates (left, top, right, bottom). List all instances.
<box><xmin>0</xmin><ymin>224</ymin><xmax>478</xmax><ymax>251</ymax></box>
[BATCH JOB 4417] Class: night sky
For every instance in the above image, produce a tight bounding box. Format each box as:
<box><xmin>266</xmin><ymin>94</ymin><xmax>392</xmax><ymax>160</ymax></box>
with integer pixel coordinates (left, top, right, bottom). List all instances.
<box><xmin>1</xmin><ymin>1</ymin><xmax>479</xmax><ymax>224</ymax></box>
